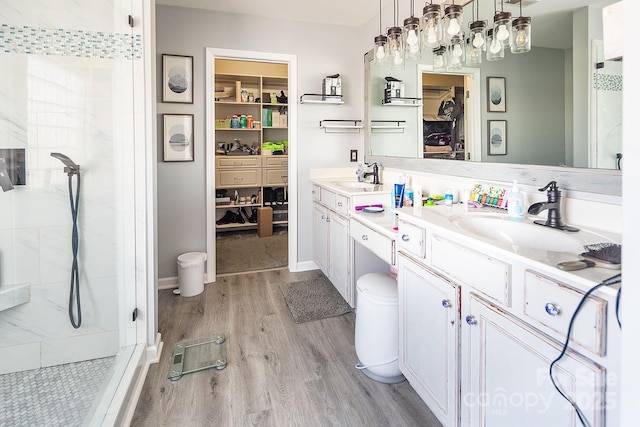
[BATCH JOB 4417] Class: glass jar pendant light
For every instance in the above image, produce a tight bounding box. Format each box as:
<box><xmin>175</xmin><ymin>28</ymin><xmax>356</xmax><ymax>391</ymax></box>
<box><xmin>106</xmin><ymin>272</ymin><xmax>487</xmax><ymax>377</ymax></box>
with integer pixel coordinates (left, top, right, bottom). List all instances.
<box><xmin>373</xmin><ymin>0</ymin><xmax>388</xmax><ymax>64</ymax></box>
<box><xmin>466</xmin><ymin>35</ymin><xmax>482</xmax><ymax>66</ymax></box>
<box><xmin>466</xmin><ymin>0</ymin><xmax>486</xmax><ymax>66</ymax></box>
<box><xmin>447</xmin><ymin>35</ymin><xmax>465</xmax><ymax>70</ymax></box>
<box><xmin>388</xmin><ymin>0</ymin><xmax>404</xmax><ymax>69</ymax></box>
<box><xmin>444</xmin><ymin>2</ymin><xmax>464</xmax><ymax>43</ymax></box>
<box><xmin>422</xmin><ymin>2</ymin><xmax>443</xmax><ymax>49</ymax></box>
<box><xmin>432</xmin><ymin>45</ymin><xmax>447</xmax><ymax>72</ymax></box>
<box><xmin>493</xmin><ymin>0</ymin><xmax>512</xmax><ymax>49</ymax></box>
<box><xmin>404</xmin><ymin>0</ymin><xmax>421</xmax><ymax>61</ymax></box>
<box><xmin>486</xmin><ymin>28</ymin><xmax>504</xmax><ymax>61</ymax></box>
<box><xmin>511</xmin><ymin>0</ymin><xmax>531</xmax><ymax>54</ymax></box>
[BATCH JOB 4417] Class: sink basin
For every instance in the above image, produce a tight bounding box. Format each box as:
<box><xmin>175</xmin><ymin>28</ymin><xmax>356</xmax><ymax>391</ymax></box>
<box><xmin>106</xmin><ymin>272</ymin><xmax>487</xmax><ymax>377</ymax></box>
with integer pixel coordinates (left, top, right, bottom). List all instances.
<box><xmin>333</xmin><ymin>181</ymin><xmax>379</xmax><ymax>191</ymax></box>
<box><xmin>449</xmin><ymin>213</ymin><xmax>606</xmax><ymax>253</ymax></box>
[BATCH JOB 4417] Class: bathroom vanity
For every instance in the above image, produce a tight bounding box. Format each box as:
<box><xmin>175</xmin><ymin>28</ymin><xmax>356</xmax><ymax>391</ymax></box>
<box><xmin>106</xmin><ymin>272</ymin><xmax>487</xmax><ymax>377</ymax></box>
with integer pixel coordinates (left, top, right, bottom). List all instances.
<box><xmin>311</xmin><ymin>179</ymin><xmax>621</xmax><ymax>427</ymax></box>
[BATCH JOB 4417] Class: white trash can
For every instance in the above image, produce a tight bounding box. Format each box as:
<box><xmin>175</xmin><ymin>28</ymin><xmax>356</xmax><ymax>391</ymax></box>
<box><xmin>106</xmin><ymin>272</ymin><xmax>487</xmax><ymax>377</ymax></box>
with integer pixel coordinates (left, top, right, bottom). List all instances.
<box><xmin>355</xmin><ymin>272</ymin><xmax>405</xmax><ymax>384</ymax></box>
<box><xmin>177</xmin><ymin>252</ymin><xmax>207</xmax><ymax>297</ymax></box>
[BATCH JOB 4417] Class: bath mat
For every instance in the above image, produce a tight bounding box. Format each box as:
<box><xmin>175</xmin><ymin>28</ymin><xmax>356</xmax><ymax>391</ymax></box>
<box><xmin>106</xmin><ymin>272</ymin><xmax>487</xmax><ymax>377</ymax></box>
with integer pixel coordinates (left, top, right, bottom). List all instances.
<box><xmin>279</xmin><ymin>276</ymin><xmax>352</xmax><ymax>324</ymax></box>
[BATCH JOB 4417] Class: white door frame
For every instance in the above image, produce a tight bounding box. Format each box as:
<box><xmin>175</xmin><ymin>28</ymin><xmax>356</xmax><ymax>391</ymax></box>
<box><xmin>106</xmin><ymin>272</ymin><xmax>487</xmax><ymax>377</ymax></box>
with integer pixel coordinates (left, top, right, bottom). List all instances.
<box><xmin>205</xmin><ymin>48</ymin><xmax>298</xmax><ymax>283</ymax></box>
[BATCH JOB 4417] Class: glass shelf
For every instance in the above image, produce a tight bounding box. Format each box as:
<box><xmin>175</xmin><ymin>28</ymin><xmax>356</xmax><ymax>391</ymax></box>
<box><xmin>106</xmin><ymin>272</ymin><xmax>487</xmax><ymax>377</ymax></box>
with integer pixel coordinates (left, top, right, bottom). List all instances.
<box><xmin>300</xmin><ymin>93</ymin><xmax>344</xmax><ymax>104</ymax></box>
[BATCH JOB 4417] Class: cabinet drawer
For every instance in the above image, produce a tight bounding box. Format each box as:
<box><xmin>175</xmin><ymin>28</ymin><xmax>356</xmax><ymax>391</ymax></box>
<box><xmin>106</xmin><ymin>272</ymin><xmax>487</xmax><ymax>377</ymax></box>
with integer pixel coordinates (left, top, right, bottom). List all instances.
<box><xmin>263</xmin><ymin>168</ymin><xmax>288</xmax><ymax>186</ymax></box>
<box><xmin>312</xmin><ymin>184</ymin><xmax>321</xmax><ymax>201</ymax></box>
<box><xmin>524</xmin><ymin>270</ymin><xmax>607</xmax><ymax>356</ymax></box>
<box><xmin>431</xmin><ymin>235</ymin><xmax>511</xmax><ymax>306</ymax></box>
<box><xmin>216</xmin><ymin>169</ymin><xmax>261</xmax><ymax>187</ymax></box>
<box><xmin>350</xmin><ymin>219</ymin><xmax>395</xmax><ymax>265</ymax></box>
<box><xmin>320</xmin><ymin>188</ymin><xmax>349</xmax><ymax>214</ymax></box>
<box><xmin>216</xmin><ymin>156</ymin><xmax>260</xmax><ymax>168</ymax></box>
<box><xmin>263</xmin><ymin>156</ymin><xmax>288</xmax><ymax>167</ymax></box>
<box><xmin>397</xmin><ymin>219</ymin><xmax>425</xmax><ymax>259</ymax></box>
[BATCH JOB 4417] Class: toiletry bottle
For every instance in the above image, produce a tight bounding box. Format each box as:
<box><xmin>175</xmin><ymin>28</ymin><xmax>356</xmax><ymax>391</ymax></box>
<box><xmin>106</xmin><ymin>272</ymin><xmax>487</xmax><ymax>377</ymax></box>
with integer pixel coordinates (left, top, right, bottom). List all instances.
<box><xmin>507</xmin><ymin>180</ymin><xmax>525</xmax><ymax>220</ymax></box>
<box><xmin>356</xmin><ymin>163</ymin><xmax>363</xmax><ymax>182</ymax></box>
<box><xmin>444</xmin><ymin>189</ymin><xmax>454</xmax><ymax>206</ymax></box>
<box><xmin>234</xmin><ymin>190</ymin><xmax>239</xmax><ymax>205</ymax></box>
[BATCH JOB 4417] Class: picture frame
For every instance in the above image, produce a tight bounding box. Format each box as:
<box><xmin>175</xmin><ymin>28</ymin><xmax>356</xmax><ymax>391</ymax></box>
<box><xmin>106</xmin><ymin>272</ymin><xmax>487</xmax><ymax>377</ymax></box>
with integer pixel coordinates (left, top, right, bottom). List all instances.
<box><xmin>163</xmin><ymin>114</ymin><xmax>194</xmax><ymax>162</ymax></box>
<box><xmin>162</xmin><ymin>54</ymin><xmax>193</xmax><ymax>103</ymax></box>
<box><xmin>488</xmin><ymin>120</ymin><xmax>507</xmax><ymax>155</ymax></box>
<box><xmin>487</xmin><ymin>76</ymin><xmax>506</xmax><ymax>112</ymax></box>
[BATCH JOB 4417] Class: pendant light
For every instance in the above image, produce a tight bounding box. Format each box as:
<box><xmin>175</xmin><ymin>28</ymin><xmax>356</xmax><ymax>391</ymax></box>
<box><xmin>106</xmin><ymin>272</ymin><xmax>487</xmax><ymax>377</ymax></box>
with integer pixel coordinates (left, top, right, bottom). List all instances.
<box><xmin>388</xmin><ymin>0</ymin><xmax>405</xmax><ymax>69</ymax></box>
<box><xmin>443</xmin><ymin>0</ymin><xmax>464</xmax><ymax>43</ymax></box>
<box><xmin>466</xmin><ymin>0</ymin><xmax>486</xmax><ymax>66</ymax></box>
<box><xmin>493</xmin><ymin>0</ymin><xmax>512</xmax><ymax>49</ymax></box>
<box><xmin>511</xmin><ymin>0</ymin><xmax>531</xmax><ymax>54</ymax></box>
<box><xmin>486</xmin><ymin>28</ymin><xmax>504</xmax><ymax>61</ymax></box>
<box><xmin>373</xmin><ymin>0</ymin><xmax>388</xmax><ymax>64</ymax></box>
<box><xmin>433</xmin><ymin>45</ymin><xmax>447</xmax><ymax>72</ymax></box>
<box><xmin>447</xmin><ymin>35</ymin><xmax>465</xmax><ymax>70</ymax></box>
<box><xmin>422</xmin><ymin>1</ymin><xmax>443</xmax><ymax>49</ymax></box>
<box><xmin>404</xmin><ymin>0</ymin><xmax>421</xmax><ymax>60</ymax></box>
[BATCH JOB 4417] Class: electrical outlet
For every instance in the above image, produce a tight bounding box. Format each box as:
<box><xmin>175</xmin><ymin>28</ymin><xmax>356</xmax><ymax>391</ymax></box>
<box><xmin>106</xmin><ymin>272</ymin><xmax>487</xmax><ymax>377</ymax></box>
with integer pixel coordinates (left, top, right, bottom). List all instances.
<box><xmin>350</xmin><ymin>150</ymin><xmax>358</xmax><ymax>162</ymax></box>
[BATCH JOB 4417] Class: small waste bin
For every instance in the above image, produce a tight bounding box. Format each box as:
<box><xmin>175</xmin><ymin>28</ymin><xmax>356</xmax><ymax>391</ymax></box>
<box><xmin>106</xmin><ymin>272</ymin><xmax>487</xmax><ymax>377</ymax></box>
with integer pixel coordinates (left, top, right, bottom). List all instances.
<box><xmin>354</xmin><ymin>272</ymin><xmax>405</xmax><ymax>384</ymax></box>
<box><xmin>177</xmin><ymin>252</ymin><xmax>207</xmax><ymax>297</ymax></box>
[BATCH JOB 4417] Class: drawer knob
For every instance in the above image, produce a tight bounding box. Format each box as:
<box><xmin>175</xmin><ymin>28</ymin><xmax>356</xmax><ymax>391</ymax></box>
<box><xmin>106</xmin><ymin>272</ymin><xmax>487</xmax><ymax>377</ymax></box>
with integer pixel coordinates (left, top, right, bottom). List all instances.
<box><xmin>465</xmin><ymin>315</ymin><xmax>477</xmax><ymax>326</ymax></box>
<box><xmin>321</xmin><ymin>215</ymin><xmax>326</xmax><ymax>220</ymax></box>
<box><xmin>441</xmin><ymin>299</ymin><xmax>452</xmax><ymax>308</ymax></box>
<box><xmin>361</xmin><ymin>235</ymin><xmax>368</xmax><ymax>241</ymax></box>
<box><xmin>544</xmin><ymin>303</ymin><xmax>560</xmax><ymax>317</ymax></box>
<box><xmin>337</xmin><ymin>201</ymin><xmax>343</xmax><ymax>207</ymax></box>
<box><xmin>401</xmin><ymin>234</ymin><xmax>410</xmax><ymax>242</ymax></box>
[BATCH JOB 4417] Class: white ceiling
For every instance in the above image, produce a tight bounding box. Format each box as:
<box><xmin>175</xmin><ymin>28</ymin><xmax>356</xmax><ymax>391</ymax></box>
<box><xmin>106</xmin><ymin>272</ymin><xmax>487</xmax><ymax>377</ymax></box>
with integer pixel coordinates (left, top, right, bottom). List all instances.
<box><xmin>156</xmin><ymin>0</ymin><xmax>619</xmax><ymax>49</ymax></box>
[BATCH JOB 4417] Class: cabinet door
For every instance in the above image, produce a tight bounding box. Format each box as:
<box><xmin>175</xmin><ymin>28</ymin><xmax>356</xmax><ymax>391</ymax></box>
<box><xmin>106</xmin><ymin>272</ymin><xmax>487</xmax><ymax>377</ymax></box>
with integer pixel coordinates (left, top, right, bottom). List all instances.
<box><xmin>328</xmin><ymin>212</ymin><xmax>350</xmax><ymax>305</ymax></box>
<box><xmin>312</xmin><ymin>203</ymin><xmax>328</xmax><ymax>276</ymax></box>
<box><xmin>463</xmin><ymin>294</ymin><xmax>606</xmax><ymax>427</ymax></box>
<box><xmin>397</xmin><ymin>254</ymin><xmax>460</xmax><ymax>427</ymax></box>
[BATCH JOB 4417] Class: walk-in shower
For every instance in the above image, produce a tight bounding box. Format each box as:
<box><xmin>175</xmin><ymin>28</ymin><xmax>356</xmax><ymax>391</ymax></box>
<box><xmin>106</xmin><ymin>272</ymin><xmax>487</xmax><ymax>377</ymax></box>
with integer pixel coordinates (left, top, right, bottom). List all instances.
<box><xmin>51</xmin><ymin>152</ymin><xmax>82</xmax><ymax>328</ymax></box>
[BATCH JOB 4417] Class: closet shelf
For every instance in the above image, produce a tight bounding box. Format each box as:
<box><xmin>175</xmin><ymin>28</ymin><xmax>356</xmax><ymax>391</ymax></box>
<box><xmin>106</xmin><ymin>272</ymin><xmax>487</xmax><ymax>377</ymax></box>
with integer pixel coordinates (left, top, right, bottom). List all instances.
<box><xmin>371</xmin><ymin>120</ymin><xmax>406</xmax><ymax>133</ymax></box>
<box><xmin>381</xmin><ymin>97</ymin><xmax>422</xmax><ymax>106</ymax></box>
<box><xmin>300</xmin><ymin>93</ymin><xmax>344</xmax><ymax>104</ymax></box>
<box><xmin>319</xmin><ymin>119</ymin><xmax>363</xmax><ymax>133</ymax></box>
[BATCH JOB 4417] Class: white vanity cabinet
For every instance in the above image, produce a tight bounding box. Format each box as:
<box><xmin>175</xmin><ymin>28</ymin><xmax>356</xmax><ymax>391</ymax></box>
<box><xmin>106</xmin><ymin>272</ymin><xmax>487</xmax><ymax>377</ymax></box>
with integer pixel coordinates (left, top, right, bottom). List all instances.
<box><xmin>397</xmin><ymin>253</ymin><xmax>460</xmax><ymax>427</ymax></box>
<box><xmin>395</xmin><ymin>207</ymin><xmax>620</xmax><ymax>427</ymax></box>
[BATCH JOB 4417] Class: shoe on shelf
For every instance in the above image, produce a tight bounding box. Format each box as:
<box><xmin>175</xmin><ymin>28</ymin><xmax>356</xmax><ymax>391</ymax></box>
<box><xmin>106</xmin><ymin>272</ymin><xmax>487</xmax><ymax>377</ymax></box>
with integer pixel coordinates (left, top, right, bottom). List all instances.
<box><xmin>247</xmin><ymin>207</ymin><xmax>258</xmax><ymax>223</ymax></box>
<box><xmin>216</xmin><ymin>210</ymin><xmax>236</xmax><ymax>225</ymax></box>
<box><xmin>240</xmin><ymin>207</ymin><xmax>254</xmax><ymax>223</ymax></box>
<box><xmin>234</xmin><ymin>208</ymin><xmax>245</xmax><ymax>224</ymax></box>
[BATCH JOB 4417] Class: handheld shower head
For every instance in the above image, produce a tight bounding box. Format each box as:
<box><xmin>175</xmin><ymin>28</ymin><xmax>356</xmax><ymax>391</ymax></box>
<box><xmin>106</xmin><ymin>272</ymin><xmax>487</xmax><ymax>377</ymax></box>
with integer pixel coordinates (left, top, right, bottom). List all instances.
<box><xmin>51</xmin><ymin>152</ymin><xmax>80</xmax><ymax>175</ymax></box>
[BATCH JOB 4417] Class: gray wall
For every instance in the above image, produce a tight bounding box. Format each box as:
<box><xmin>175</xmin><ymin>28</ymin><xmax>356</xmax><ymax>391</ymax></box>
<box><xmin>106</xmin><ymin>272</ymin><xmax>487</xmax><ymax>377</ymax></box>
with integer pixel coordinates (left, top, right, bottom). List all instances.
<box><xmin>480</xmin><ymin>47</ymin><xmax>566</xmax><ymax>166</ymax></box>
<box><xmin>156</xmin><ymin>6</ymin><xmax>364</xmax><ymax>278</ymax></box>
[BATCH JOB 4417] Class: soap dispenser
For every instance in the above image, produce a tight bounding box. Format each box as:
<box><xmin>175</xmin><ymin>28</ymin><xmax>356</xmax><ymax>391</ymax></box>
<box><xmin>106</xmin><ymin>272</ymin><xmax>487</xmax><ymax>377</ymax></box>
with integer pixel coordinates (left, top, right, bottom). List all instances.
<box><xmin>507</xmin><ymin>180</ymin><xmax>524</xmax><ymax>220</ymax></box>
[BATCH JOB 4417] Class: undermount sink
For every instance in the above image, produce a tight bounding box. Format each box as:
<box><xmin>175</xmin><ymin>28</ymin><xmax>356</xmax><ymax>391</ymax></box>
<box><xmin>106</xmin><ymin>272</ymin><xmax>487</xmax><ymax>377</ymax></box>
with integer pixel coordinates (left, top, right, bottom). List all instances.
<box><xmin>449</xmin><ymin>213</ymin><xmax>608</xmax><ymax>253</ymax></box>
<box><xmin>333</xmin><ymin>181</ymin><xmax>379</xmax><ymax>191</ymax></box>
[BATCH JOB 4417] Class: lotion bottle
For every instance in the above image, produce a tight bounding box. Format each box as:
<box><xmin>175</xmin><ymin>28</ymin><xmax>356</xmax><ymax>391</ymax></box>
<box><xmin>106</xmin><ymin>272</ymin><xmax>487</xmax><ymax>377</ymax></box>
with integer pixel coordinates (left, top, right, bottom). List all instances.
<box><xmin>507</xmin><ymin>180</ymin><xmax>525</xmax><ymax>220</ymax></box>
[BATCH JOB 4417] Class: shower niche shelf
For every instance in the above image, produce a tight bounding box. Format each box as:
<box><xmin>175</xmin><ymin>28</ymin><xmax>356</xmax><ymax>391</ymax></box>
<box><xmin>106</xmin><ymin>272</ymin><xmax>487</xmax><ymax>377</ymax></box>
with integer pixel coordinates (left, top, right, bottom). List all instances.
<box><xmin>0</xmin><ymin>283</ymin><xmax>30</xmax><ymax>312</ymax></box>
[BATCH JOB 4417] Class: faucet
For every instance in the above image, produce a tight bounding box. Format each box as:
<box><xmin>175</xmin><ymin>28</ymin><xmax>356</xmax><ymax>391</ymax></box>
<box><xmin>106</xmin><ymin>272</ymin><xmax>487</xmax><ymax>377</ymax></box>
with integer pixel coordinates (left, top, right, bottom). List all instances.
<box><xmin>527</xmin><ymin>181</ymin><xmax>579</xmax><ymax>232</ymax></box>
<box><xmin>363</xmin><ymin>162</ymin><xmax>380</xmax><ymax>184</ymax></box>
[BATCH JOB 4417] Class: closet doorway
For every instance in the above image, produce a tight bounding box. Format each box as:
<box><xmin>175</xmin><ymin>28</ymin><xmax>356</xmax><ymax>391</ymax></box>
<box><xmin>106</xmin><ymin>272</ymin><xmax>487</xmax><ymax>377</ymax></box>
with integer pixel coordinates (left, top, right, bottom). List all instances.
<box><xmin>205</xmin><ymin>49</ymin><xmax>298</xmax><ymax>280</ymax></box>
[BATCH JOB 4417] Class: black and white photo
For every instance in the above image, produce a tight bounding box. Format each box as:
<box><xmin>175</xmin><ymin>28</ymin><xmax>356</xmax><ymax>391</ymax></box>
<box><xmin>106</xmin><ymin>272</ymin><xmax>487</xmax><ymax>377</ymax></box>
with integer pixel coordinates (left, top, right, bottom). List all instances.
<box><xmin>488</xmin><ymin>120</ymin><xmax>507</xmax><ymax>155</ymax></box>
<box><xmin>487</xmin><ymin>77</ymin><xmax>506</xmax><ymax>112</ymax></box>
<box><xmin>162</xmin><ymin>54</ymin><xmax>193</xmax><ymax>103</ymax></box>
<box><xmin>164</xmin><ymin>114</ymin><xmax>194</xmax><ymax>161</ymax></box>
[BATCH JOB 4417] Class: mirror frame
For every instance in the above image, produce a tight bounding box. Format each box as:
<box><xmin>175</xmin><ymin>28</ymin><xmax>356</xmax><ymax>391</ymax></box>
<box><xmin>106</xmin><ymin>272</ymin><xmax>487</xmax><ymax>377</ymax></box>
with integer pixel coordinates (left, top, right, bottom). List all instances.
<box><xmin>363</xmin><ymin>50</ymin><xmax>622</xmax><ymax>199</ymax></box>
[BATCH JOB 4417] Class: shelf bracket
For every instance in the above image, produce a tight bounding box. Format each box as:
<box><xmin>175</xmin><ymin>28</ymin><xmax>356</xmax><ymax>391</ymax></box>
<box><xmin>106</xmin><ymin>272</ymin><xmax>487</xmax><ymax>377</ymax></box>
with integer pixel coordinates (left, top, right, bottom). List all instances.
<box><xmin>371</xmin><ymin>120</ymin><xmax>406</xmax><ymax>133</ymax></box>
<box><xmin>319</xmin><ymin>119</ymin><xmax>363</xmax><ymax>133</ymax></box>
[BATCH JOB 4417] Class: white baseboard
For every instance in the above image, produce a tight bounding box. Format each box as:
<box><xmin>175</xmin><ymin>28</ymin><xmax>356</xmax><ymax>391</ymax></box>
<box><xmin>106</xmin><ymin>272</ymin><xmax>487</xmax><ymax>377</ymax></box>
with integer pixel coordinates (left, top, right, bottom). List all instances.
<box><xmin>158</xmin><ymin>276</ymin><xmax>178</xmax><ymax>290</ymax></box>
<box><xmin>291</xmin><ymin>260</ymin><xmax>318</xmax><ymax>272</ymax></box>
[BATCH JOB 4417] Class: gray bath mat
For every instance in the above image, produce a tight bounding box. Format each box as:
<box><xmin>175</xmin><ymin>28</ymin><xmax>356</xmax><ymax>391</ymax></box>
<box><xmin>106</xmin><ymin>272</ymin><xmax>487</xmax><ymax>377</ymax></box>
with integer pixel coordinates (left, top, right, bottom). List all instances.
<box><xmin>279</xmin><ymin>276</ymin><xmax>352</xmax><ymax>324</ymax></box>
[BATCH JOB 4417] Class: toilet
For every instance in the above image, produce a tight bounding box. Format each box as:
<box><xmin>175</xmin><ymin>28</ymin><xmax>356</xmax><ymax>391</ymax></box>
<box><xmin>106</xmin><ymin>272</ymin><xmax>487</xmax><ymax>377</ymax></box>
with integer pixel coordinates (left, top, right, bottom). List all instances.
<box><xmin>354</xmin><ymin>272</ymin><xmax>405</xmax><ymax>384</ymax></box>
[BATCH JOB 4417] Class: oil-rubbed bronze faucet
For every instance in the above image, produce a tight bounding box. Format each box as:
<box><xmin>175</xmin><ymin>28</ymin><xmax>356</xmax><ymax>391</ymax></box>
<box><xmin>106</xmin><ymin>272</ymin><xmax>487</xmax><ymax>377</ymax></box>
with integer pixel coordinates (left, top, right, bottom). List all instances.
<box><xmin>363</xmin><ymin>162</ymin><xmax>380</xmax><ymax>184</ymax></box>
<box><xmin>527</xmin><ymin>181</ymin><xmax>579</xmax><ymax>232</ymax></box>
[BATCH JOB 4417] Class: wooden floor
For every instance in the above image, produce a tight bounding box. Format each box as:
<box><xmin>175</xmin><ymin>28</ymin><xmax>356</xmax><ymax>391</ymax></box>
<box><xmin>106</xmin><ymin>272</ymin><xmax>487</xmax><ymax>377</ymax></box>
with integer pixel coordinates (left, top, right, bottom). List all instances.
<box><xmin>131</xmin><ymin>269</ymin><xmax>442</xmax><ymax>426</ymax></box>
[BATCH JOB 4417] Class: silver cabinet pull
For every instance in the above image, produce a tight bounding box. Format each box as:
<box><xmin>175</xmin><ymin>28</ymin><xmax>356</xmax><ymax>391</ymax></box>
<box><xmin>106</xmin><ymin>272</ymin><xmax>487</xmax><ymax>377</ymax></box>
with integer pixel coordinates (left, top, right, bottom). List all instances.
<box><xmin>545</xmin><ymin>303</ymin><xmax>560</xmax><ymax>317</ymax></box>
<box><xmin>442</xmin><ymin>299</ymin><xmax>452</xmax><ymax>308</ymax></box>
<box><xmin>465</xmin><ymin>315</ymin><xmax>477</xmax><ymax>326</ymax></box>
<box><xmin>361</xmin><ymin>235</ymin><xmax>368</xmax><ymax>241</ymax></box>
<box><xmin>402</xmin><ymin>234</ymin><xmax>410</xmax><ymax>242</ymax></box>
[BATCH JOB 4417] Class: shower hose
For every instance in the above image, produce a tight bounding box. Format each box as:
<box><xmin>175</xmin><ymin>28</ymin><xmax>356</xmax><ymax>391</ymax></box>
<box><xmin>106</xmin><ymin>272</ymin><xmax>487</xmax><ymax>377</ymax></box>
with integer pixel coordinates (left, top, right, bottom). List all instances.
<box><xmin>67</xmin><ymin>171</ymin><xmax>81</xmax><ymax>329</ymax></box>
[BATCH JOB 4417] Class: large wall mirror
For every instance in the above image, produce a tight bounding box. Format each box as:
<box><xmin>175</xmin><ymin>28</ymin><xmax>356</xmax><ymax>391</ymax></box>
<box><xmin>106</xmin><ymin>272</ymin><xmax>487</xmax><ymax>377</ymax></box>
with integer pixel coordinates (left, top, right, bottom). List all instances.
<box><xmin>364</xmin><ymin>0</ymin><xmax>622</xmax><ymax>196</ymax></box>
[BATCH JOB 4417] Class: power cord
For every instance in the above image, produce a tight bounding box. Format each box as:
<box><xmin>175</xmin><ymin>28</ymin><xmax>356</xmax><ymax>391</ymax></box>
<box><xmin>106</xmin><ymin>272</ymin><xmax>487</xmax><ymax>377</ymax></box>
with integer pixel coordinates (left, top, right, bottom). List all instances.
<box><xmin>549</xmin><ymin>273</ymin><xmax>621</xmax><ymax>427</ymax></box>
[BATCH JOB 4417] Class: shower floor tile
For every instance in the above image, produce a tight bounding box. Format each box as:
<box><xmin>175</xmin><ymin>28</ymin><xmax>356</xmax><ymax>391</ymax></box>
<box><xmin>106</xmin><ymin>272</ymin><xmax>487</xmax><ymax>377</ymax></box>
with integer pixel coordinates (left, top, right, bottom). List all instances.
<box><xmin>0</xmin><ymin>357</ymin><xmax>115</xmax><ymax>427</ymax></box>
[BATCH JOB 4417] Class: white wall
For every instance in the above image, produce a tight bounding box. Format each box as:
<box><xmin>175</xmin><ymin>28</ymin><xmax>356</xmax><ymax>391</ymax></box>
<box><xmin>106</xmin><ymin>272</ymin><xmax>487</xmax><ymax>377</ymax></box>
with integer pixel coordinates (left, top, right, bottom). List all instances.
<box><xmin>156</xmin><ymin>6</ymin><xmax>365</xmax><ymax>278</ymax></box>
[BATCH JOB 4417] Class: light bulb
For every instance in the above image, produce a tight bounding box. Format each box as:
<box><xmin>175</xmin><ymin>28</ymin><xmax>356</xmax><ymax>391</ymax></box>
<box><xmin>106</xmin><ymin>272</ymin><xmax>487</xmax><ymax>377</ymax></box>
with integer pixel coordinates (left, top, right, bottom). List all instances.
<box><xmin>375</xmin><ymin>45</ymin><xmax>386</xmax><ymax>60</ymax></box>
<box><xmin>393</xmin><ymin>51</ymin><xmax>403</xmax><ymax>65</ymax></box>
<box><xmin>450</xmin><ymin>55</ymin><xmax>460</xmax><ymax>66</ymax></box>
<box><xmin>434</xmin><ymin>55</ymin><xmax>444</xmax><ymax>69</ymax></box>
<box><xmin>489</xmin><ymin>38</ymin><xmax>501</xmax><ymax>54</ymax></box>
<box><xmin>469</xmin><ymin>47</ymin><xmax>479</xmax><ymax>61</ymax></box>
<box><xmin>496</xmin><ymin>24</ymin><xmax>510</xmax><ymax>41</ymax></box>
<box><xmin>472</xmin><ymin>32</ymin><xmax>484</xmax><ymax>48</ymax></box>
<box><xmin>407</xmin><ymin>29</ymin><xmax>418</xmax><ymax>46</ymax></box>
<box><xmin>515</xmin><ymin>29</ymin><xmax>528</xmax><ymax>47</ymax></box>
<box><xmin>425</xmin><ymin>24</ymin><xmax>438</xmax><ymax>44</ymax></box>
<box><xmin>447</xmin><ymin>18</ymin><xmax>461</xmax><ymax>36</ymax></box>
<box><xmin>452</xmin><ymin>43</ymin><xmax>463</xmax><ymax>58</ymax></box>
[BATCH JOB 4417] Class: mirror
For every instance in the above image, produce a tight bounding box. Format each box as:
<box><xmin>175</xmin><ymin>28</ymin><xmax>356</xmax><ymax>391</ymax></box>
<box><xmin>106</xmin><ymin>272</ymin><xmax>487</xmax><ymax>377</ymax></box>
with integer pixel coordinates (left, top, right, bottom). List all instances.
<box><xmin>366</xmin><ymin>0</ymin><xmax>622</xmax><ymax>172</ymax></box>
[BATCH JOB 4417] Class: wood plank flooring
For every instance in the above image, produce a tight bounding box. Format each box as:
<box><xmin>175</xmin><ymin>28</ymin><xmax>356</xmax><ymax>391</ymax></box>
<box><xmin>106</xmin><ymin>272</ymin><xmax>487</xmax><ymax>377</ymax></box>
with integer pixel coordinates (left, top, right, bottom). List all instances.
<box><xmin>131</xmin><ymin>269</ymin><xmax>443</xmax><ymax>427</ymax></box>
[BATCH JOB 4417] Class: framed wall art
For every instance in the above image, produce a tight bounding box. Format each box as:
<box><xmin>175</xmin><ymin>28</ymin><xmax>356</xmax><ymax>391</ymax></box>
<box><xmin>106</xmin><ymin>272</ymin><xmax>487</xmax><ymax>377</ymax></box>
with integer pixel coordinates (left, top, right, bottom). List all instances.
<box><xmin>163</xmin><ymin>114</ymin><xmax>194</xmax><ymax>161</ymax></box>
<box><xmin>488</xmin><ymin>120</ymin><xmax>507</xmax><ymax>155</ymax></box>
<box><xmin>487</xmin><ymin>76</ymin><xmax>506</xmax><ymax>112</ymax></box>
<box><xmin>162</xmin><ymin>54</ymin><xmax>193</xmax><ymax>103</ymax></box>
